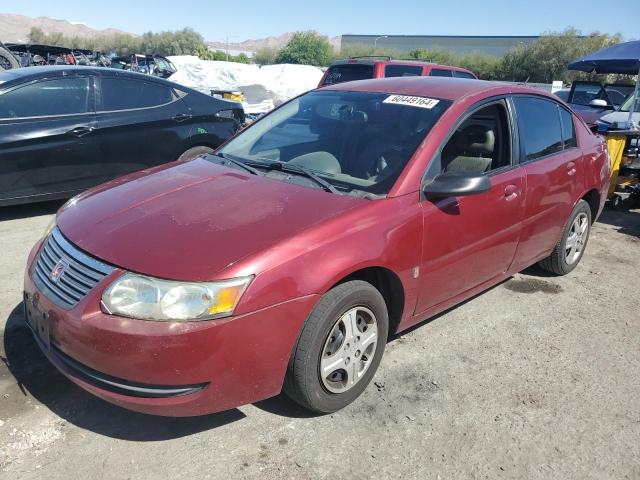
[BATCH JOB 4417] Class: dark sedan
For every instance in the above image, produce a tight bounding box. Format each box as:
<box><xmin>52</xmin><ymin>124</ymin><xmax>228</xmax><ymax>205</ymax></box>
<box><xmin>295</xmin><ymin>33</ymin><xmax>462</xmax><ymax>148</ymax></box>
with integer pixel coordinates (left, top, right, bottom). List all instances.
<box><xmin>0</xmin><ymin>66</ymin><xmax>244</xmax><ymax>206</ymax></box>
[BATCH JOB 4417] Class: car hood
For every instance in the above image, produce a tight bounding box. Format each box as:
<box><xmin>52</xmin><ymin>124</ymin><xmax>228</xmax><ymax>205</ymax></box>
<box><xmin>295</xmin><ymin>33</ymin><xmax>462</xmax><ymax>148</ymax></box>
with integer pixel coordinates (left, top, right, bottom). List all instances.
<box><xmin>599</xmin><ymin>110</ymin><xmax>640</xmax><ymax>124</ymax></box>
<box><xmin>56</xmin><ymin>158</ymin><xmax>364</xmax><ymax>281</ymax></box>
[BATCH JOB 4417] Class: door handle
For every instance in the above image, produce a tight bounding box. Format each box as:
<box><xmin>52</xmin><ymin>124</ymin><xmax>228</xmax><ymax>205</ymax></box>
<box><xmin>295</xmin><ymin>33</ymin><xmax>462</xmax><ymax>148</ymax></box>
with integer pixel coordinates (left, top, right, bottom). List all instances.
<box><xmin>567</xmin><ymin>161</ymin><xmax>577</xmax><ymax>176</ymax></box>
<box><xmin>504</xmin><ymin>184</ymin><xmax>519</xmax><ymax>202</ymax></box>
<box><xmin>67</xmin><ymin>126</ymin><xmax>95</xmax><ymax>137</ymax></box>
<box><xmin>172</xmin><ymin>113</ymin><xmax>192</xmax><ymax>122</ymax></box>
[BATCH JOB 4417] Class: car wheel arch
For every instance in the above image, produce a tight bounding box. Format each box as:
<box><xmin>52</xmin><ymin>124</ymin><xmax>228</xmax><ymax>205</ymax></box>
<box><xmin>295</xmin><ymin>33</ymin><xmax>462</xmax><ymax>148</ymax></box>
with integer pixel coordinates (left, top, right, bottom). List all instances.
<box><xmin>320</xmin><ymin>266</ymin><xmax>406</xmax><ymax>338</ymax></box>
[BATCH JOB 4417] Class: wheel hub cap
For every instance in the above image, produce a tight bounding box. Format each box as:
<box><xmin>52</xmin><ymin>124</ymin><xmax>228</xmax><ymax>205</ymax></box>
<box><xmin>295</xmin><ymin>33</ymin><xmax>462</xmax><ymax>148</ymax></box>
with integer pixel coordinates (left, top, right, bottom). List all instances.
<box><xmin>320</xmin><ymin>306</ymin><xmax>378</xmax><ymax>393</ymax></box>
<box><xmin>565</xmin><ymin>212</ymin><xmax>589</xmax><ymax>265</ymax></box>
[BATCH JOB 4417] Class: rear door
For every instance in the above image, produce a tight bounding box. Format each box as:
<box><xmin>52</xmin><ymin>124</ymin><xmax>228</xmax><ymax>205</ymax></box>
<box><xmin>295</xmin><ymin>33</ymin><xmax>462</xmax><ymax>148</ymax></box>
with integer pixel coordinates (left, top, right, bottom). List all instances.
<box><xmin>0</xmin><ymin>75</ymin><xmax>97</xmax><ymax>203</ymax></box>
<box><xmin>510</xmin><ymin>95</ymin><xmax>585</xmax><ymax>269</ymax></box>
<box><xmin>416</xmin><ymin>98</ymin><xmax>525</xmax><ymax>314</ymax></box>
<box><xmin>91</xmin><ymin>75</ymin><xmax>192</xmax><ymax>183</ymax></box>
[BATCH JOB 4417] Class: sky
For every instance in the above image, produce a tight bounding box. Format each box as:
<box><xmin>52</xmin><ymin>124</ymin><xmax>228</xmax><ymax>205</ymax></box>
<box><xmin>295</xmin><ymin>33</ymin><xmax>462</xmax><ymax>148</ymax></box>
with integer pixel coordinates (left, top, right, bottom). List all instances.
<box><xmin>4</xmin><ymin>0</ymin><xmax>639</xmax><ymax>41</ymax></box>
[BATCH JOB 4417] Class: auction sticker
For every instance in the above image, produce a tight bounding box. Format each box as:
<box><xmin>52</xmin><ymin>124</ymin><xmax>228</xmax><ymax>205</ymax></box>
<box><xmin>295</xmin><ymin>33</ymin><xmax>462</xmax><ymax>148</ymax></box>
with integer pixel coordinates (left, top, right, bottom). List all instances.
<box><xmin>383</xmin><ymin>95</ymin><xmax>440</xmax><ymax>109</ymax></box>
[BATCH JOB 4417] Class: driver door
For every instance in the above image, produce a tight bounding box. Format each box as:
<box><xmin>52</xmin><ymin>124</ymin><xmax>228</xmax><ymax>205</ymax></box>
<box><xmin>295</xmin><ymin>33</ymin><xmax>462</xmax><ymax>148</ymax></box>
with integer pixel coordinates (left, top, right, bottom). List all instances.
<box><xmin>415</xmin><ymin>99</ymin><xmax>525</xmax><ymax>315</ymax></box>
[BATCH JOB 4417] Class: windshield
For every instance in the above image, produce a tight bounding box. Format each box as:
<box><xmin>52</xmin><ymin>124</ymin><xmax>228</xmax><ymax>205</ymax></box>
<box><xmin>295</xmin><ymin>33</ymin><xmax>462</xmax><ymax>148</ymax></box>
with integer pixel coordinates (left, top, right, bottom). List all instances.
<box><xmin>619</xmin><ymin>91</ymin><xmax>639</xmax><ymax>113</ymax></box>
<box><xmin>322</xmin><ymin>65</ymin><xmax>374</xmax><ymax>86</ymax></box>
<box><xmin>220</xmin><ymin>90</ymin><xmax>452</xmax><ymax>195</ymax></box>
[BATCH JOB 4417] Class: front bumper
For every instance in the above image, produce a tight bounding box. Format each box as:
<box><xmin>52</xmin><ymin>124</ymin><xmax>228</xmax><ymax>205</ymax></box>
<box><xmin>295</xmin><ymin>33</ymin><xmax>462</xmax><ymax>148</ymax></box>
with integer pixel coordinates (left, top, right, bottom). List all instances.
<box><xmin>23</xmin><ymin>242</ymin><xmax>317</xmax><ymax>416</ymax></box>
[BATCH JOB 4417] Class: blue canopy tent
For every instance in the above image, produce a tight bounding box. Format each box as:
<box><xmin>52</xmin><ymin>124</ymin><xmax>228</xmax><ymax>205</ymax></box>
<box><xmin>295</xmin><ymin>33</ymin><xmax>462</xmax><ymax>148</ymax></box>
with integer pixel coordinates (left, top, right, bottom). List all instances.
<box><xmin>568</xmin><ymin>40</ymin><xmax>640</xmax><ymax>128</ymax></box>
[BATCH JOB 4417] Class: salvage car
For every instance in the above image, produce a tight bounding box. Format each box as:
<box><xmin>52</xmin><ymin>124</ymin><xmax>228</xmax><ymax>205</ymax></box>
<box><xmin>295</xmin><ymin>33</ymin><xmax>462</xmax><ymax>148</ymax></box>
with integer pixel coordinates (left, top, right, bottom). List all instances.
<box><xmin>562</xmin><ymin>80</ymin><xmax>635</xmax><ymax>127</ymax></box>
<box><xmin>0</xmin><ymin>66</ymin><xmax>244</xmax><ymax>206</ymax></box>
<box><xmin>318</xmin><ymin>57</ymin><xmax>477</xmax><ymax>87</ymax></box>
<box><xmin>24</xmin><ymin>77</ymin><xmax>608</xmax><ymax>416</ymax></box>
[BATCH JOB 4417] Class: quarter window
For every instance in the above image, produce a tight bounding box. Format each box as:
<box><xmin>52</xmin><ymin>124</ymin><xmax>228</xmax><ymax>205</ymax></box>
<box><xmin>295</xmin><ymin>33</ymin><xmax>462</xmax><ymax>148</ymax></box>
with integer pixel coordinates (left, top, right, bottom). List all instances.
<box><xmin>384</xmin><ymin>65</ymin><xmax>423</xmax><ymax>77</ymax></box>
<box><xmin>513</xmin><ymin>97</ymin><xmax>563</xmax><ymax>162</ymax></box>
<box><xmin>100</xmin><ymin>77</ymin><xmax>175</xmax><ymax>111</ymax></box>
<box><xmin>0</xmin><ymin>77</ymin><xmax>90</xmax><ymax>119</ymax></box>
<box><xmin>453</xmin><ymin>71</ymin><xmax>476</xmax><ymax>79</ymax></box>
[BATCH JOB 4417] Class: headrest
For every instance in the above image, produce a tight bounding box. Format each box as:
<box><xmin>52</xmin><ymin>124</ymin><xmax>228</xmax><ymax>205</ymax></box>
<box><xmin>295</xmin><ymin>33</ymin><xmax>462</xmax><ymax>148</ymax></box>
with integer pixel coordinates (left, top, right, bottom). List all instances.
<box><xmin>455</xmin><ymin>125</ymin><xmax>495</xmax><ymax>156</ymax></box>
<box><xmin>289</xmin><ymin>151</ymin><xmax>342</xmax><ymax>174</ymax></box>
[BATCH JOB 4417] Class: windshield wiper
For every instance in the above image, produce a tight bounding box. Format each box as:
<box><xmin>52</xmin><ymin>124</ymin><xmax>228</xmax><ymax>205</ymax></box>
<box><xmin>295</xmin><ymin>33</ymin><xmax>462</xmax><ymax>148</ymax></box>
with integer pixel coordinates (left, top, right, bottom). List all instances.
<box><xmin>243</xmin><ymin>159</ymin><xmax>343</xmax><ymax>195</ymax></box>
<box><xmin>212</xmin><ymin>153</ymin><xmax>261</xmax><ymax>176</ymax></box>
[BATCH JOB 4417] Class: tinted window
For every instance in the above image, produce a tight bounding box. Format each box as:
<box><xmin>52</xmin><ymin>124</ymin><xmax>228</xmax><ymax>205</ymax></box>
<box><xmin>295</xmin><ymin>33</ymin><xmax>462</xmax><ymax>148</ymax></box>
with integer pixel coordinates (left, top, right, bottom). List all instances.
<box><xmin>322</xmin><ymin>65</ymin><xmax>374</xmax><ymax>86</ymax></box>
<box><xmin>440</xmin><ymin>103</ymin><xmax>511</xmax><ymax>174</ymax></box>
<box><xmin>220</xmin><ymin>90</ymin><xmax>452</xmax><ymax>195</ymax></box>
<box><xmin>0</xmin><ymin>77</ymin><xmax>90</xmax><ymax>119</ymax></box>
<box><xmin>429</xmin><ymin>68</ymin><xmax>453</xmax><ymax>77</ymax></box>
<box><xmin>100</xmin><ymin>77</ymin><xmax>175</xmax><ymax>111</ymax></box>
<box><xmin>514</xmin><ymin>97</ymin><xmax>563</xmax><ymax>161</ymax></box>
<box><xmin>569</xmin><ymin>82</ymin><xmax>609</xmax><ymax>107</ymax></box>
<box><xmin>385</xmin><ymin>65</ymin><xmax>423</xmax><ymax>77</ymax></box>
<box><xmin>453</xmin><ymin>71</ymin><xmax>476</xmax><ymax>79</ymax></box>
<box><xmin>559</xmin><ymin>107</ymin><xmax>577</xmax><ymax>149</ymax></box>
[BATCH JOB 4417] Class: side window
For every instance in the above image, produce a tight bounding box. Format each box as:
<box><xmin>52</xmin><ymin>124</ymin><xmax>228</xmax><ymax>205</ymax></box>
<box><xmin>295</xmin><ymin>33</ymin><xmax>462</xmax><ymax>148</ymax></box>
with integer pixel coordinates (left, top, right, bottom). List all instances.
<box><xmin>513</xmin><ymin>97</ymin><xmax>563</xmax><ymax>162</ymax></box>
<box><xmin>439</xmin><ymin>102</ymin><xmax>511</xmax><ymax>174</ymax></box>
<box><xmin>559</xmin><ymin>107</ymin><xmax>577</xmax><ymax>149</ymax></box>
<box><xmin>100</xmin><ymin>77</ymin><xmax>175</xmax><ymax>111</ymax></box>
<box><xmin>0</xmin><ymin>77</ymin><xmax>90</xmax><ymax>119</ymax></box>
<box><xmin>429</xmin><ymin>68</ymin><xmax>453</xmax><ymax>77</ymax></box>
<box><xmin>453</xmin><ymin>71</ymin><xmax>476</xmax><ymax>79</ymax></box>
<box><xmin>384</xmin><ymin>65</ymin><xmax>423</xmax><ymax>78</ymax></box>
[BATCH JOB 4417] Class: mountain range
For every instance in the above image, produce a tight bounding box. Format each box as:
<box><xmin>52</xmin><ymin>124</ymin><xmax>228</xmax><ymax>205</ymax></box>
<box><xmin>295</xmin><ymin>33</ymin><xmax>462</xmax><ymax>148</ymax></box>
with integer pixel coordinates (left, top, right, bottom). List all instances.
<box><xmin>0</xmin><ymin>13</ymin><xmax>341</xmax><ymax>52</ymax></box>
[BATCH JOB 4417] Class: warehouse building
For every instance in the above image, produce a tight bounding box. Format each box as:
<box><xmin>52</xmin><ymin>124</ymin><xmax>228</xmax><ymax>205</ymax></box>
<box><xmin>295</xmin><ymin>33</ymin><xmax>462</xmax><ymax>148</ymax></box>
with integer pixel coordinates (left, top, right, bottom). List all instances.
<box><xmin>340</xmin><ymin>35</ymin><xmax>539</xmax><ymax>56</ymax></box>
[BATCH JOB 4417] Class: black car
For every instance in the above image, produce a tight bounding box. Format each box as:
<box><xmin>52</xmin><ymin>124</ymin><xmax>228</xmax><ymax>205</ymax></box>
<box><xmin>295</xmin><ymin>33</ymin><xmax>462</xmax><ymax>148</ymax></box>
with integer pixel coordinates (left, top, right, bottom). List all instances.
<box><xmin>0</xmin><ymin>66</ymin><xmax>244</xmax><ymax>206</ymax></box>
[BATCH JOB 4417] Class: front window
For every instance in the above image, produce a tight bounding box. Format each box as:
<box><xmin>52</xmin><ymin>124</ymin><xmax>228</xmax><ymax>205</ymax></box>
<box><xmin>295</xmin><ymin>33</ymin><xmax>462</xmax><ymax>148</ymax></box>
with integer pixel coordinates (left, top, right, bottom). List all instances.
<box><xmin>220</xmin><ymin>90</ymin><xmax>451</xmax><ymax>195</ymax></box>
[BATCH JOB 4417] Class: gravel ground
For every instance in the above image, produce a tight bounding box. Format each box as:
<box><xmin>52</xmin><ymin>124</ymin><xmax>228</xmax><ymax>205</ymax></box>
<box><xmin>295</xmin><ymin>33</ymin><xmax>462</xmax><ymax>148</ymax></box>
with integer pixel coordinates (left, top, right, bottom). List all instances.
<box><xmin>0</xmin><ymin>201</ymin><xmax>639</xmax><ymax>480</ymax></box>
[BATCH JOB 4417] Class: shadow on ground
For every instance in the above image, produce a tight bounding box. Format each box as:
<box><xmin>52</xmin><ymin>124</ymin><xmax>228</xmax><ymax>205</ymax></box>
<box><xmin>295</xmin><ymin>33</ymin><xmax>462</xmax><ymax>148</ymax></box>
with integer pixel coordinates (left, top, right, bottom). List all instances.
<box><xmin>0</xmin><ymin>200</ymin><xmax>65</xmax><ymax>222</ymax></box>
<box><xmin>2</xmin><ymin>303</ymin><xmax>245</xmax><ymax>441</ymax></box>
<box><xmin>597</xmin><ymin>207</ymin><xmax>640</xmax><ymax>239</ymax></box>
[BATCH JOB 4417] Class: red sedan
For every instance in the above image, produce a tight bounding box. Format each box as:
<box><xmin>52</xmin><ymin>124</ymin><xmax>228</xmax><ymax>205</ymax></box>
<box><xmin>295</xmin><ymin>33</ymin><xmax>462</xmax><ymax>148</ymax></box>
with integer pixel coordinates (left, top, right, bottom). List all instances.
<box><xmin>24</xmin><ymin>77</ymin><xmax>609</xmax><ymax>416</ymax></box>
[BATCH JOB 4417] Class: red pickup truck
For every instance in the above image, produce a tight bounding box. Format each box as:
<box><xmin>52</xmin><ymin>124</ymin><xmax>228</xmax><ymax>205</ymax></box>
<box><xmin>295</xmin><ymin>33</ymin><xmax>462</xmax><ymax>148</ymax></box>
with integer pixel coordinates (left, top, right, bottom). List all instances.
<box><xmin>24</xmin><ymin>77</ymin><xmax>608</xmax><ymax>417</ymax></box>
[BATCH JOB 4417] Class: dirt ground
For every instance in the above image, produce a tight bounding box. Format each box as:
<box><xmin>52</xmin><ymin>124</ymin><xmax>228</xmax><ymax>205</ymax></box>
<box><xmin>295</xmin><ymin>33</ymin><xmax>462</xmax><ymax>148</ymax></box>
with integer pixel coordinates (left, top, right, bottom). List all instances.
<box><xmin>0</xmin><ymin>201</ymin><xmax>638</xmax><ymax>480</ymax></box>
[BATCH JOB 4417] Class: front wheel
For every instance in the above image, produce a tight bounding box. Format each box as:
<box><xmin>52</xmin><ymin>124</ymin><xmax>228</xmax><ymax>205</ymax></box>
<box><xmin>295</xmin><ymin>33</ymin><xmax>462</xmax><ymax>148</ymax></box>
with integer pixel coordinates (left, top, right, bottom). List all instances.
<box><xmin>538</xmin><ymin>199</ymin><xmax>592</xmax><ymax>275</ymax></box>
<box><xmin>284</xmin><ymin>280</ymin><xmax>388</xmax><ymax>413</ymax></box>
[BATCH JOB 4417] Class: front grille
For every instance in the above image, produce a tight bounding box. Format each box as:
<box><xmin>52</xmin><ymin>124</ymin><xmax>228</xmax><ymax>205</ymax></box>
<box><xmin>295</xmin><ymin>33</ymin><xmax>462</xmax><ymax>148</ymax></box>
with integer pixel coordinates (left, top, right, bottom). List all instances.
<box><xmin>32</xmin><ymin>228</ymin><xmax>114</xmax><ymax>309</ymax></box>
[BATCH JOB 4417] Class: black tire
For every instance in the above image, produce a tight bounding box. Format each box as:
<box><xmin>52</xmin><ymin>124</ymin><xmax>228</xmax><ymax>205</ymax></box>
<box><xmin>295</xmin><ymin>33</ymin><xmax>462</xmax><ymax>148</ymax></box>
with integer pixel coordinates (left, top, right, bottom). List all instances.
<box><xmin>177</xmin><ymin>146</ymin><xmax>214</xmax><ymax>162</ymax></box>
<box><xmin>284</xmin><ymin>280</ymin><xmax>389</xmax><ymax>413</ymax></box>
<box><xmin>538</xmin><ymin>199</ymin><xmax>592</xmax><ymax>275</ymax></box>
<box><xmin>0</xmin><ymin>47</ymin><xmax>19</xmax><ymax>70</ymax></box>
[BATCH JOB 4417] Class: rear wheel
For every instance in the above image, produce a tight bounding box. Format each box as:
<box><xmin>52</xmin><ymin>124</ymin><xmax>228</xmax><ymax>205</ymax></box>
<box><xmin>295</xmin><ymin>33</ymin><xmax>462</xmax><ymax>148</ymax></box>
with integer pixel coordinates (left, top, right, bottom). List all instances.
<box><xmin>0</xmin><ymin>47</ymin><xmax>19</xmax><ymax>70</ymax></box>
<box><xmin>284</xmin><ymin>280</ymin><xmax>388</xmax><ymax>413</ymax></box>
<box><xmin>538</xmin><ymin>199</ymin><xmax>592</xmax><ymax>275</ymax></box>
<box><xmin>177</xmin><ymin>146</ymin><xmax>214</xmax><ymax>162</ymax></box>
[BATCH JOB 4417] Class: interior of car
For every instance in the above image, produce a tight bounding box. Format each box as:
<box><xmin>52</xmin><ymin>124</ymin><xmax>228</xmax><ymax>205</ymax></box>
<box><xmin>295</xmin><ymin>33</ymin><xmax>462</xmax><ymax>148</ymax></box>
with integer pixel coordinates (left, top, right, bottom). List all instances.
<box><xmin>440</xmin><ymin>103</ymin><xmax>510</xmax><ymax>174</ymax></box>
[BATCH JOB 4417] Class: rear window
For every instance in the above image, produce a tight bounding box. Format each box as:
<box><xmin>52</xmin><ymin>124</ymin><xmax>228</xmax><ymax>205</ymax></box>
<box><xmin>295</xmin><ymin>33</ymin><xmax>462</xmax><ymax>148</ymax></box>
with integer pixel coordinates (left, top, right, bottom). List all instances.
<box><xmin>429</xmin><ymin>68</ymin><xmax>453</xmax><ymax>77</ymax></box>
<box><xmin>384</xmin><ymin>65</ymin><xmax>423</xmax><ymax>78</ymax></box>
<box><xmin>99</xmin><ymin>77</ymin><xmax>176</xmax><ymax>111</ymax></box>
<box><xmin>322</xmin><ymin>65</ymin><xmax>374</xmax><ymax>86</ymax></box>
<box><xmin>453</xmin><ymin>71</ymin><xmax>476</xmax><ymax>79</ymax></box>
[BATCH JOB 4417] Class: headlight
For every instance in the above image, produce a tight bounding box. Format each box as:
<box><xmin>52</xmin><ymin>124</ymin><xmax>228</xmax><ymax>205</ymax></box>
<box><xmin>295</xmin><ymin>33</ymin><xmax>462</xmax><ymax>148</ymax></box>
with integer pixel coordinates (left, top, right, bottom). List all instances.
<box><xmin>101</xmin><ymin>273</ymin><xmax>253</xmax><ymax>321</ymax></box>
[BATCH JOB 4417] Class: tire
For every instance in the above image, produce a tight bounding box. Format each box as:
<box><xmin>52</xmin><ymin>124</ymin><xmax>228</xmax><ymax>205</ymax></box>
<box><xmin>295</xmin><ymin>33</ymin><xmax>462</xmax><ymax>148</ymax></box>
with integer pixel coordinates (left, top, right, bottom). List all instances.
<box><xmin>0</xmin><ymin>47</ymin><xmax>19</xmax><ymax>70</ymax></box>
<box><xmin>284</xmin><ymin>280</ymin><xmax>389</xmax><ymax>413</ymax></box>
<box><xmin>538</xmin><ymin>199</ymin><xmax>592</xmax><ymax>275</ymax></box>
<box><xmin>177</xmin><ymin>146</ymin><xmax>214</xmax><ymax>162</ymax></box>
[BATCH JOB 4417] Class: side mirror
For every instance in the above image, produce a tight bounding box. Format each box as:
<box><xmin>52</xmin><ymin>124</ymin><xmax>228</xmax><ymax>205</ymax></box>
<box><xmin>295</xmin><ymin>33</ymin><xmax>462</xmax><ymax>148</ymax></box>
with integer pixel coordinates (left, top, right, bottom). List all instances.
<box><xmin>423</xmin><ymin>172</ymin><xmax>491</xmax><ymax>199</ymax></box>
<box><xmin>589</xmin><ymin>99</ymin><xmax>610</xmax><ymax>108</ymax></box>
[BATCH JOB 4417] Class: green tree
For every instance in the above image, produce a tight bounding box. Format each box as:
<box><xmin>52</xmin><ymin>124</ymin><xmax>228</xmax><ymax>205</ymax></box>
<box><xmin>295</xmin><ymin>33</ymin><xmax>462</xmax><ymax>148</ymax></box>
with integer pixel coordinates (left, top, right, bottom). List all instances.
<box><xmin>275</xmin><ymin>31</ymin><xmax>334</xmax><ymax>66</ymax></box>
<box><xmin>253</xmin><ymin>47</ymin><xmax>279</xmax><ymax>65</ymax></box>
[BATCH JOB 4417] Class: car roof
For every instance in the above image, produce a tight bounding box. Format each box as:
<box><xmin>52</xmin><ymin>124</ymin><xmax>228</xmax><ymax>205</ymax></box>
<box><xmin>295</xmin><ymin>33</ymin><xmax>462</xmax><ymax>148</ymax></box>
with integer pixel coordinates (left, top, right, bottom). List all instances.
<box><xmin>321</xmin><ymin>76</ymin><xmax>558</xmax><ymax>102</ymax></box>
<box><xmin>0</xmin><ymin>65</ymin><xmax>192</xmax><ymax>92</ymax></box>
<box><xmin>329</xmin><ymin>58</ymin><xmax>472</xmax><ymax>72</ymax></box>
